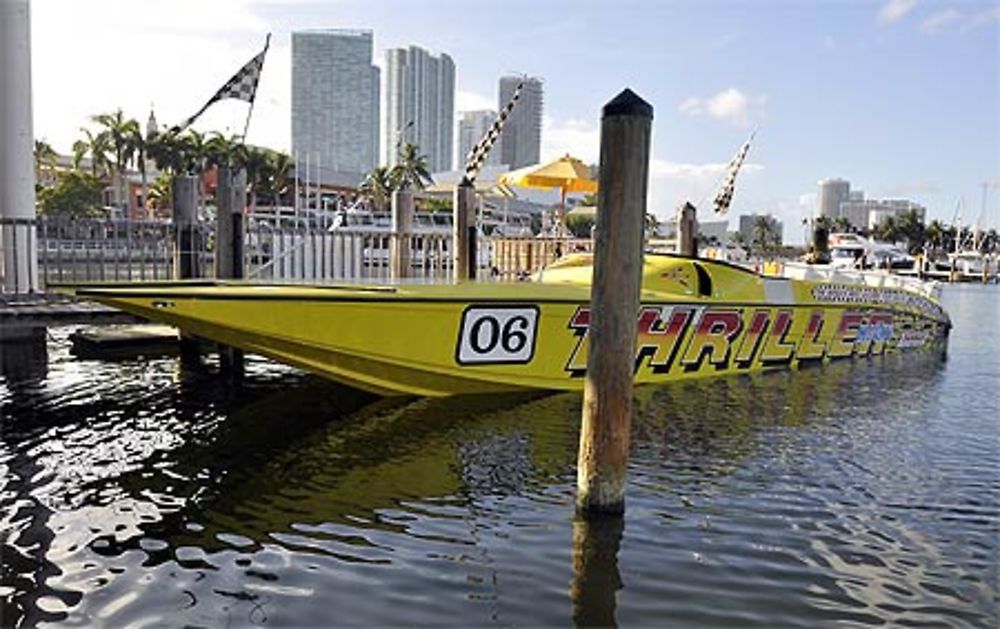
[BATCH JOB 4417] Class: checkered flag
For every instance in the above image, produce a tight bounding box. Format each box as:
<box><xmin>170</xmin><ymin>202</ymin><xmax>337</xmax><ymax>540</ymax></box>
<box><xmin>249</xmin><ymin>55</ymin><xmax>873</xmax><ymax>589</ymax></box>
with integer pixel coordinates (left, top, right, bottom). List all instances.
<box><xmin>714</xmin><ymin>130</ymin><xmax>755</xmax><ymax>214</ymax></box>
<box><xmin>463</xmin><ymin>80</ymin><xmax>524</xmax><ymax>183</ymax></box>
<box><xmin>172</xmin><ymin>34</ymin><xmax>271</xmax><ymax>134</ymax></box>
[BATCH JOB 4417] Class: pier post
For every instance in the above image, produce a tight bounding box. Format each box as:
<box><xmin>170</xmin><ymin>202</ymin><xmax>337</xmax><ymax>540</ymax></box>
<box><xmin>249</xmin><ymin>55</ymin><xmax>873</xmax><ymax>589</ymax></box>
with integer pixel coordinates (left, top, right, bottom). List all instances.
<box><xmin>677</xmin><ymin>202</ymin><xmax>697</xmax><ymax>256</ymax></box>
<box><xmin>576</xmin><ymin>89</ymin><xmax>653</xmax><ymax>514</ymax></box>
<box><xmin>172</xmin><ymin>175</ymin><xmax>201</xmax><ymax>364</ymax></box>
<box><xmin>173</xmin><ymin>175</ymin><xmax>200</xmax><ymax>280</ymax></box>
<box><xmin>215</xmin><ymin>166</ymin><xmax>247</xmax><ymax>280</ymax></box>
<box><xmin>390</xmin><ymin>187</ymin><xmax>414</xmax><ymax>280</ymax></box>
<box><xmin>215</xmin><ymin>166</ymin><xmax>246</xmax><ymax>379</ymax></box>
<box><xmin>453</xmin><ymin>179</ymin><xmax>477</xmax><ymax>281</ymax></box>
<box><xmin>0</xmin><ymin>0</ymin><xmax>38</xmax><ymax>294</ymax></box>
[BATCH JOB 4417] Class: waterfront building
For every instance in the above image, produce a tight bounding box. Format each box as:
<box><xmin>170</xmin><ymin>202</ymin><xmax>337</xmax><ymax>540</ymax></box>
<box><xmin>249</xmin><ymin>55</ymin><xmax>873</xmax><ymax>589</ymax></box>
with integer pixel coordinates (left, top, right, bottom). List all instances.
<box><xmin>292</xmin><ymin>29</ymin><xmax>380</xmax><ymax>185</ymax></box>
<box><xmin>854</xmin><ymin>199</ymin><xmax>927</xmax><ymax>231</ymax></box>
<box><xmin>818</xmin><ymin>178</ymin><xmax>851</xmax><ymax>220</ymax></box>
<box><xmin>457</xmin><ymin>110</ymin><xmax>500</xmax><ymax>170</ymax></box>
<box><xmin>498</xmin><ymin>76</ymin><xmax>543</xmax><ymax>169</ymax></box>
<box><xmin>738</xmin><ymin>213</ymin><xmax>784</xmax><ymax>245</ymax></box>
<box><xmin>817</xmin><ymin>178</ymin><xmax>925</xmax><ymax>231</ymax></box>
<box><xmin>384</xmin><ymin>46</ymin><xmax>455</xmax><ymax>172</ymax></box>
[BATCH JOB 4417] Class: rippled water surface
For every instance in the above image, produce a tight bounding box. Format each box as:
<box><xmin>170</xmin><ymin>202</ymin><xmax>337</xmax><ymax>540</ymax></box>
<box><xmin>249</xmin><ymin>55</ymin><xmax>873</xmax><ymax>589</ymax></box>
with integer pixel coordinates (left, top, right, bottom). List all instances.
<box><xmin>2</xmin><ymin>284</ymin><xmax>998</xmax><ymax>627</ymax></box>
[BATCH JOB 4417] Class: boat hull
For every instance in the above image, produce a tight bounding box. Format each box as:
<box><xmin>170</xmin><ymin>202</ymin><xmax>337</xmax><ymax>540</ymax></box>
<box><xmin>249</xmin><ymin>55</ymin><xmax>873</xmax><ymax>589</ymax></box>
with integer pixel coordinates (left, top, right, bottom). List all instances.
<box><xmin>70</xmin><ymin>279</ymin><xmax>950</xmax><ymax>396</ymax></box>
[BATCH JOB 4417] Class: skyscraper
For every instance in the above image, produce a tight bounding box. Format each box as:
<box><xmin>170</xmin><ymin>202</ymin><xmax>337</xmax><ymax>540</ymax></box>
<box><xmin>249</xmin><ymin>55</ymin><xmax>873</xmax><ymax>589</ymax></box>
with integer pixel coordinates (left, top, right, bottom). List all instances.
<box><xmin>457</xmin><ymin>110</ymin><xmax>500</xmax><ymax>170</ymax></box>
<box><xmin>292</xmin><ymin>29</ymin><xmax>379</xmax><ymax>183</ymax></box>
<box><xmin>384</xmin><ymin>46</ymin><xmax>455</xmax><ymax>173</ymax></box>
<box><xmin>498</xmin><ymin>76</ymin><xmax>543</xmax><ymax>169</ymax></box>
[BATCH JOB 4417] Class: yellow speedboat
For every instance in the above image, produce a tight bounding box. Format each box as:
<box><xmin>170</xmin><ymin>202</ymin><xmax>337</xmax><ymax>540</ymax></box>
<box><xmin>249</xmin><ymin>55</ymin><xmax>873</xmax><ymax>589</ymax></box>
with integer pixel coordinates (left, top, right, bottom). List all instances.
<box><xmin>64</xmin><ymin>254</ymin><xmax>950</xmax><ymax>396</ymax></box>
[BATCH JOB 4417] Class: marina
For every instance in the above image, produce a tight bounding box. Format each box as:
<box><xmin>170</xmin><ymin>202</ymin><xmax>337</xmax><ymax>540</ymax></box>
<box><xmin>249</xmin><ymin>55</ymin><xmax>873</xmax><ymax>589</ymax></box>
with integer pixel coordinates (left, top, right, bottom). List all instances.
<box><xmin>3</xmin><ymin>0</ymin><xmax>999</xmax><ymax>626</ymax></box>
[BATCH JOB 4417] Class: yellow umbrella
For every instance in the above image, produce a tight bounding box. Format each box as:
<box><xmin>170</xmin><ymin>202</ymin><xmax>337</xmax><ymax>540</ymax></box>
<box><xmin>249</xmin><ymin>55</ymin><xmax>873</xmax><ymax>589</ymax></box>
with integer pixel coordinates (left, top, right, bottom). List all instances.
<box><xmin>498</xmin><ymin>154</ymin><xmax>597</xmax><ymax>235</ymax></box>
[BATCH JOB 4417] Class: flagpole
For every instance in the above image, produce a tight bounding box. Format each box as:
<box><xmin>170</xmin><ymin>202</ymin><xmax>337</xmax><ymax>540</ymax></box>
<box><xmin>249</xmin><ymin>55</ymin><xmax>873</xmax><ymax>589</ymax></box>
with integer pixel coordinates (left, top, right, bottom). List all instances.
<box><xmin>241</xmin><ymin>34</ymin><xmax>270</xmax><ymax>143</ymax></box>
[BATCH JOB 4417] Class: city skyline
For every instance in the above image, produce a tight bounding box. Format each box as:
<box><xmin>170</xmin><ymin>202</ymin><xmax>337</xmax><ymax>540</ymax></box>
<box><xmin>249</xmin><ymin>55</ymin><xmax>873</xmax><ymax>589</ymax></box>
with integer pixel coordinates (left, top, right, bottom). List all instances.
<box><xmin>28</xmin><ymin>0</ymin><xmax>1000</xmax><ymax>241</ymax></box>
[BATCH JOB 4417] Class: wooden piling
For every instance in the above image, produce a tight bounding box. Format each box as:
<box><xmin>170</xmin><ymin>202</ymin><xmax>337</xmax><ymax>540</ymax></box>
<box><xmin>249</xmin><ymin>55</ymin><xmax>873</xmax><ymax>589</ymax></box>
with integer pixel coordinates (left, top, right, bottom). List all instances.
<box><xmin>678</xmin><ymin>201</ymin><xmax>697</xmax><ymax>256</ymax></box>
<box><xmin>453</xmin><ymin>179</ymin><xmax>477</xmax><ymax>281</ymax></box>
<box><xmin>390</xmin><ymin>187</ymin><xmax>414</xmax><ymax>281</ymax></box>
<box><xmin>215</xmin><ymin>167</ymin><xmax>246</xmax><ymax>379</ymax></box>
<box><xmin>576</xmin><ymin>89</ymin><xmax>653</xmax><ymax>514</ymax></box>
<box><xmin>172</xmin><ymin>175</ymin><xmax>201</xmax><ymax>365</ymax></box>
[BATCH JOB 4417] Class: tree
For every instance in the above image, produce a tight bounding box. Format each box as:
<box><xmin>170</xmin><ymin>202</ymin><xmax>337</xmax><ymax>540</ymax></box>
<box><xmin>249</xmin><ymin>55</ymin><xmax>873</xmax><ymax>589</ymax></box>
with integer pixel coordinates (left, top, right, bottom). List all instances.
<box><xmin>897</xmin><ymin>209</ymin><xmax>926</xmax><ymax>254</ymax></box>
<box><xmin>127</xmin><ymin>123</ymin><xmax>152</xmax><ymax>215</ymax></box>
<box><xmin>91</xmin><ymin>109</ymin><xmax>138</xmax><ymax>210</ymax></box>
<box><xmin>359</xmin><ymin>166</ymin><xmax>394</xmax><ymax>211</ymax></box>
<box><xmin>750</xmin><ymin>216</ymin><xmax>781</xmax><ymax>257</ymax></box>
<box><xmin>925</xmin><ymin>219</ymin><xmax>946</xmax><ymax>257</ymax></box>
<box><xmin>391</xmin><ymin>143</ymin><xmax>434</xmax><ymax>190</ymax></box>
<box><xmin>873</xmin><ymin>216</ymin><xmax>902</xmax><ymax>244</ymax></box>
<box><xmin>72</xmin><ymin>127</ymin><xmax>111</xmax><ymax>176</ymax></box>
<box><xmin>147</xmin><ymin>172</ymin><xmax>173</xmax><ymax>213</ymax></box>
<box><xmin>37</xmin><ymin>171</ymin><xmax>105</xmax><ymax>217</ymax></box>
<box><xmin>34</xmin><ymin>139</ymin><xmax>58</xmax><ymax>189</ymax></box>
<box><xmin>565</xmin><ymin>213</ymin><xmax>595</xmax><ymax>238</ymax></box>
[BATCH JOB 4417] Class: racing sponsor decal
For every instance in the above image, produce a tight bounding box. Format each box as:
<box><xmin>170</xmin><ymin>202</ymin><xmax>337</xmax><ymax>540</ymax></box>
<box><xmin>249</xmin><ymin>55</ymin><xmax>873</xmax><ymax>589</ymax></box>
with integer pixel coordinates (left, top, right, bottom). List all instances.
<box><xmin>563</xmin><ymin>305</ymin><xmax>910</xmax><ymax>377</ymax></box>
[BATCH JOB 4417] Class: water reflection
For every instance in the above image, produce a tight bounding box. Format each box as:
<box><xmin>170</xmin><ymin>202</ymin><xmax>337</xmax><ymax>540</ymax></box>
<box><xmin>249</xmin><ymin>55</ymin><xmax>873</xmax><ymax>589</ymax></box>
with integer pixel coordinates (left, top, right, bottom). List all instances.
<box><xmin>571</xmin><ymin>513</ymin><xmax>624</xmax><ymax>627</ymax></box>
<box><xmin>2</xmin><ymin>306</ymin><xmax>996</xmax><ymax>627</ymax></box>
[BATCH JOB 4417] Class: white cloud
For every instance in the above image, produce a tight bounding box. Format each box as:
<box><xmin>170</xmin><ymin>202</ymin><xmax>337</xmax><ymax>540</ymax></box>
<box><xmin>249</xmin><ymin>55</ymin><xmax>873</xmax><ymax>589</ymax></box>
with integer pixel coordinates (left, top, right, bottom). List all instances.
<box><xmin>456</xmin><ymin>90</ymin><xmax>495</xmax><ymax>113</ymax></box>
<box><xmin>540</xmin><ymin>117</ymin><xmax>599</xmax><ymax>163</ymax></box>
<box><xmin>920</xmin><ymin>9</ymin><xmax>962</xmax><ymax>33</ymax></box>
<box><xmin>877</xmin><ymin>0</ymin><xmax>918</xmax><ymax>24</ymax></box>
<box><xmin>676</xmin><ymin>88</ymin><xmax>762</xmax><ymax>127</ymax></box>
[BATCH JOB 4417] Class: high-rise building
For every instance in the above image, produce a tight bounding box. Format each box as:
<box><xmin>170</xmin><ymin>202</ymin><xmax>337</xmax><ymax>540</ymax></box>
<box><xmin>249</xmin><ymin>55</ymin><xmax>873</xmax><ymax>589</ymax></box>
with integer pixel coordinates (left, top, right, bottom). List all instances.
<box><xmin>292</xmin><ymin>29</ymin><xmax>379</xmax><ymax>183</ymax></box>
<box><xmin>818</xmin><ymin>178</ymin><xmax>851</xmax><ymax>219</ymax></box>
<box><xmin>498</xmin><ymin>76</ymin><xmax>543</xmax><ymax>169</ymax></box>
<box><xmin>384</xmin><ymin>46</ymin><xmax>454</xmax><ymax>173</ymax></box>
<box><xmin>457</xmin><ymin>110</ymin><xmax>500</xmax><ymax>170</ymax></box>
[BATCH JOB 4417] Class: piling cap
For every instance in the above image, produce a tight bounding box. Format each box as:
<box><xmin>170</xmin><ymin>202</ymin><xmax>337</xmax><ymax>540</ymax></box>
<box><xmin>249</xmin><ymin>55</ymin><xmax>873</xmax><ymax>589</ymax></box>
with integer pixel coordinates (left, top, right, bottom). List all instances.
<box><xmin>602</xmin><ymin>88</ymin><xmax>654</xmax><ymax>119</ymax></box>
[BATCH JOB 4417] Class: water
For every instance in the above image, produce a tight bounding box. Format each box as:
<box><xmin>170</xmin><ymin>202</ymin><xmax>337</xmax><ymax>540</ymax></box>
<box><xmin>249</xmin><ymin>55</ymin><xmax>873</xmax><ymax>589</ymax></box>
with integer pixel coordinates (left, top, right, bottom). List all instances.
<box><xmin>2</xmin><ymin>284</ymin><xmax>998</xmax><ymax>627</ymax></box>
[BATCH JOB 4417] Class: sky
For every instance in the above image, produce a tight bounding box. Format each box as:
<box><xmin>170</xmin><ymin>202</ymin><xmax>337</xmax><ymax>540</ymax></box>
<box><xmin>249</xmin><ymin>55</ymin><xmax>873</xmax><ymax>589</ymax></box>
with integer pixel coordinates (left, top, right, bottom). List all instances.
<box><xmin>29</xmin><ymin>0</ymin><xmax>1000</xmax><ymax>242</ymax></box>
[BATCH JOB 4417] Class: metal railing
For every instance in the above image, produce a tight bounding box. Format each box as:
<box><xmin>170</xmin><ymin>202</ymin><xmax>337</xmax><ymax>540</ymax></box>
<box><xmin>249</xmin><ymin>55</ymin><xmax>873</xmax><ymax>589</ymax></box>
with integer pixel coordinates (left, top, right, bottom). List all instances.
<box><xmin>490</xmin><ymin>236</ymin><xmax>594</xmax><ymax>280</ymax></box>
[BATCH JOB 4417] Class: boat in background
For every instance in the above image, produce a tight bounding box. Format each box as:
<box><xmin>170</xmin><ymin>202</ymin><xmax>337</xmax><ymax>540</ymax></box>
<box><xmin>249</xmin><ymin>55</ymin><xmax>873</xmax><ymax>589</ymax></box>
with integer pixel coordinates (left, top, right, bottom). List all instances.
<box><xmin>59</xmin><ymin>253</ymin><xmax>950</xmax><ymax>397</ymax></box>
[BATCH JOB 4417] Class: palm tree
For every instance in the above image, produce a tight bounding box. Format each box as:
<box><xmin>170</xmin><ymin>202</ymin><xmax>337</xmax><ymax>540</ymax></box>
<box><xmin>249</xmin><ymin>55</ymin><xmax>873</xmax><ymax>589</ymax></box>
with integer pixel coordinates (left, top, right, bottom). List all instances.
<box><xmin>390</xmin><ymin>143</ymin><xmax>434</xmax><ymax>190</ymax></box>
<box><xmin>750</xmin><ymin>216</ymin><xmax>780</xmax><ymax>257</ymax></box>
<box><xmin>34</xmin><ymin>139</ymin><xmax>58</xmax><ymax>188</ymax></box>
<box><xmin>359</xmin><ymin>166</ymin><xmax>394</xmax><ymax>211</ymax></box>
<box><xmin>147</xmin><ymin>172</ymin><xmax>173</xmax><ymax>213</ymax></box>
<box><xmin>874</xmin><ymin>216</ymin><xmax>900</xmax><ymax>243</ymax></box>
<box><xmin>91</xmin><ymin>109</ymin><xmax>138</xmax><ymax>211</ymax></box>
<box><xmin>147</xmin><ymin>130</ymin><xmax>184</xmax><ymax>175</ymax></box>
<box><xmin>72</xmin><ymin>127</ymin><xmax>111</xmax><ymax>176</ymax></box>
<box><xmin>897</xmin><ymin>208</ymin><xmax>926</xmax><ymax>254</ymax></box>
<box><xmin>127</xmin><ymin>124</ymin><xmax>153</xmax><ymax>215</ymax></box>
<box><xmin>925</xmin><ymin>219</ymin><xmax>945</xmax><ymax>257</ymax></box>
<box><xmin>264</xmin><ymin>150</ymin><xmax>292</xmax><ymax>208</ymax></box>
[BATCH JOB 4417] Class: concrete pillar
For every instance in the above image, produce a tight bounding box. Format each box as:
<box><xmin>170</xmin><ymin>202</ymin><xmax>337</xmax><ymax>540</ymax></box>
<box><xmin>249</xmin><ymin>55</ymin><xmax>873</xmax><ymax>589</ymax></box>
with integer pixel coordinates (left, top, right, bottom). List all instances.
<box><xmin>0</xmin><ymin>0</ymin><xmax>39</xmax><ymax>293</ymax></box>
<box><xmin>453</xmin><ymin>179</ymin><xmax>477</xmax><ymax>281</ymax></box>
<box><xmin>576</xmin><ymin>89</ymin><xmax>653</xmax><ymax>514</ymax></box>
<box><xmin>390</xmin><ymin>187</ymin><xmax>414</xmax><ymax>281</ymax></box>
<box><xmin>677</xmin><ymin>202</ymin><xmax>697</xmax><ymax>257</ymax></box>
